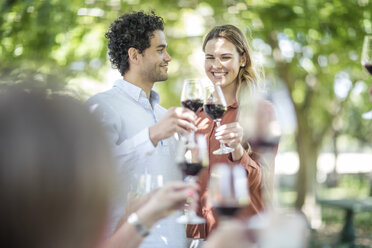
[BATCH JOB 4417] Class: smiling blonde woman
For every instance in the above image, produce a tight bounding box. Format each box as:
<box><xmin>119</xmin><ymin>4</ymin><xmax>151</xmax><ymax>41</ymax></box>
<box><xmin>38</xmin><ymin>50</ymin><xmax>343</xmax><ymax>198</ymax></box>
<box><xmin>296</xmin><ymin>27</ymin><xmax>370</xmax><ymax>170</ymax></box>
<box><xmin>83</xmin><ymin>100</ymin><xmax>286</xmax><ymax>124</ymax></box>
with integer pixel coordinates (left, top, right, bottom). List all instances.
<box><xmin>187</xmin><ymin>24</ymin><xmax>274</xmax><ymax>241</ymax></box>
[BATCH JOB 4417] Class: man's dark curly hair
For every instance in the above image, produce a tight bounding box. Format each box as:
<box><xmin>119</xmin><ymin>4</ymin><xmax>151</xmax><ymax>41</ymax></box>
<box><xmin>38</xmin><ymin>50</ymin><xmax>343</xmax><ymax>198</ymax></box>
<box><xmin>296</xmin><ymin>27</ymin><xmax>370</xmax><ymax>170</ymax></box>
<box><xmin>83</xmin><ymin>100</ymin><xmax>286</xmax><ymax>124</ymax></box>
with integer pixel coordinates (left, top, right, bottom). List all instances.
<box><xmin>105</xmin><ymin>11</ymin><xmax>164</xmax><ymax>76</ymax></box>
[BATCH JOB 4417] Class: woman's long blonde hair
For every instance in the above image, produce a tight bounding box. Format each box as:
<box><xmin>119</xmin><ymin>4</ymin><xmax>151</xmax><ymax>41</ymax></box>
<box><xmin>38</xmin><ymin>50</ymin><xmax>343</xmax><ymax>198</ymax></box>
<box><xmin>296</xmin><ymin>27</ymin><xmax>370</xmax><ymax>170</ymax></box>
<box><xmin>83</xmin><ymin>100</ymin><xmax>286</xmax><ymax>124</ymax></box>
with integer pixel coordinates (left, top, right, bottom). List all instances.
<box><xmin>202</xmin><ymin>24</ymin><xmax>264</xmax><ymax>101</ymax></box>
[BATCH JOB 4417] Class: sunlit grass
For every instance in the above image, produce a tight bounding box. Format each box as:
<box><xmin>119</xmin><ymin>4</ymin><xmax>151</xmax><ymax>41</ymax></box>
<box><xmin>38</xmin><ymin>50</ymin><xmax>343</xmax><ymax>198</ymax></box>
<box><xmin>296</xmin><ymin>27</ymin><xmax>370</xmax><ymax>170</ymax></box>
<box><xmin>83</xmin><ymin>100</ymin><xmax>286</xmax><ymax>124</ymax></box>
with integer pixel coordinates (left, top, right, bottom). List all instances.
<box><xmin>318</xmin><ymin>174</ymin><xmax>370</xmax><ymax>199</ymax></box>
<box><xmin>277</xmin><ymin>174</ymin><xmax>372</xmax><ymax>247</ymax></box>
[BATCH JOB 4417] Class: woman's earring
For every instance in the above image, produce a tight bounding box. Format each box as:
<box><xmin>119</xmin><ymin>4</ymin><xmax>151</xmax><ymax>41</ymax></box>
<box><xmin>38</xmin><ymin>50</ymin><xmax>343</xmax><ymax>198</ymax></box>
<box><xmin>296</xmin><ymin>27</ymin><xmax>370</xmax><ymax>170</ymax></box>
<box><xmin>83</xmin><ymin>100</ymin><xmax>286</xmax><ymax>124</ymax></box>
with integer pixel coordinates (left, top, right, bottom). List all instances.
<box><xmin>241</xmin><ymin>64</ymin><xmax>245</xmax><ymax>67</ymax></box>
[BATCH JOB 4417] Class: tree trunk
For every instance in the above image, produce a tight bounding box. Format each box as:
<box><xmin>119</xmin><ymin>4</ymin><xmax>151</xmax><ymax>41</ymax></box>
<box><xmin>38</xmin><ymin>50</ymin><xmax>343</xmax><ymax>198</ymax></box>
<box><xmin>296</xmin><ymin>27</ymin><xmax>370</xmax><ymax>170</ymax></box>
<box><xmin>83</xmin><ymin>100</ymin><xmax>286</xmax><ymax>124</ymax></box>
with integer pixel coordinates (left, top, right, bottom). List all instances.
<box><xmin>294</xmin><ymin>110</ymin><xmax>323</xmax><ymax>228</ymax></box>
<box><xmin>327</xmin><ymin>130</ymin><xmax>340</xmax><ymax>187</ymax></box>
<box><xmin>295</xmin><ymin>124</ymin><xmax>318</xmax><ymax>210</ymax></box>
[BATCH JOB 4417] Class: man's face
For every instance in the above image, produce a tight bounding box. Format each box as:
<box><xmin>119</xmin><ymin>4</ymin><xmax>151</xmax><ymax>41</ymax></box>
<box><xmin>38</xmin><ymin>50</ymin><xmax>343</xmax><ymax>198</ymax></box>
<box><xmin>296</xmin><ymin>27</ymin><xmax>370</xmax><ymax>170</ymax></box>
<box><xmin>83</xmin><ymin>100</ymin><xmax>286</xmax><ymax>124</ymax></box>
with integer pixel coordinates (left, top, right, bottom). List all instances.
<box><xmin>140</xmin><ymin>30</ymin><xmax>171</xmax><ymax>83</ymax></box>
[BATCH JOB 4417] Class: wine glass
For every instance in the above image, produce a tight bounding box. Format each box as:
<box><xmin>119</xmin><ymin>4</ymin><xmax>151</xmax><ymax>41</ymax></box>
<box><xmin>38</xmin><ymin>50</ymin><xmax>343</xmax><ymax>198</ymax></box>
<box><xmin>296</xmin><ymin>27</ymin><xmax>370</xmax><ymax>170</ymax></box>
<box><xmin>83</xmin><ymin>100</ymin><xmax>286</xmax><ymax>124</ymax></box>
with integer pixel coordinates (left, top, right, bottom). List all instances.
<box><xmin>247</xmin><ymin>210</ymin><xmax>308</xmax><ymax>248</ymax></box>
<box><xmin>181</xmin><ymin>79</ymin><xmax>204</xmax><ymax>112</ymax></box>
<box><xmin>135</xmin><ymin>173</ymin><xmax>164</xmax><ymax>195</ymax></box>
<box><xmin>203</xmin><ymin>85</ymin><xmax>234</xmax><ymax>155</ymax></box>
<box><xmin>181</xmin><ymin>79</ymin><xmax>204</xmax><ymax>146</ymax></box>
<box><xmin>123</xmin><ymin>172</ymin><xmax>164</xmax><ymax>230</ymax></box>
<box><xmin>208</xmin><ymin>163</ymin><xmax>250</xmax><ymax>219</ymax></box>
<box><xmin>239</xmin><ymin>82</ymin><xmax>309</xmax><ymax>247</ymax></box>
<box><xmin>361</xmin><ymin>35</ymin><xmax>372</xmax><ymax>120</ymax></box>
<box><xmin>238</xmin><ymin>85</ymin><xmax>279</xmax><ymax>209</ymax></box>
<box><xmin>238</xmin><ymin>81</ymin><xmax>296</xmax><ymax>208</ymax></box>
<box><xmin>176</xmin><ymin>134</ymin><xmax>208</xmax><ymax>224</ymax></box>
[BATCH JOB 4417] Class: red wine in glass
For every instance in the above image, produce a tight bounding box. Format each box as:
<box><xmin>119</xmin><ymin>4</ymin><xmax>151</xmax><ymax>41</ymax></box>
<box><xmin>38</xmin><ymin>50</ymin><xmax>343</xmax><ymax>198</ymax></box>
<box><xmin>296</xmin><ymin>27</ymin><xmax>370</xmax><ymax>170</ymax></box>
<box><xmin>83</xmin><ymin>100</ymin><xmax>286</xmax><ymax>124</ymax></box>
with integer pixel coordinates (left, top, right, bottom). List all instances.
<box><xmin>215</xmin><ymin>205</ymin><xmax>242</xmax><ymax>217</ymax></box>
<box><xmin>204</xmin><ymin>104</ymin><xmax>227</xmax><ymax>120</ymax></box>
<box><xmin>249</xmin><ymin>138</ymin><xmax>280</xmax><ymax>151</ymax></box>
<box><xmin>181</xmin><ymin>99</ymin><xmax>203</xmax><ymax>113</ymax></box>
<box><xmin>179</xmin><ymin>161</ymin><xmax>204</xmax><ymax>176</ymax></box>
<box><xmin>364</xmin><ymin>64</ymin><xmax>372</xmax><ymax>75</ymax></box>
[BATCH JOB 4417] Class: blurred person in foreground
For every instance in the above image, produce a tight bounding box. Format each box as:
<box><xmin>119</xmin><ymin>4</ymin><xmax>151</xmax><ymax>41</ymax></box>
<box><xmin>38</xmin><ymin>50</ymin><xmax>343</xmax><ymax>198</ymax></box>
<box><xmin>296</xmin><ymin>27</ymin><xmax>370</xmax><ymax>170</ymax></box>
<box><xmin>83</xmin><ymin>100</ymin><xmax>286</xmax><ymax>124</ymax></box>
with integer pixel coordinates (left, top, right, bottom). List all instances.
<box><xmin>86</xmin><ymin>11</ymin><xmax>196</xmax><ymax>247</ymax></box>
<box><xmin>0</xmin><ymin>85</ymin><xmax>198</xmax><ymax>248</ymax></box>
<box><xmin>203</xmin><ymin>220</ymin><xmax>253</xmax><ymax>248</ymax></box>
<box><xmin>187</xmin><ymin>24</ymin><xmax>278</xmax><ymax>245</ymax></box>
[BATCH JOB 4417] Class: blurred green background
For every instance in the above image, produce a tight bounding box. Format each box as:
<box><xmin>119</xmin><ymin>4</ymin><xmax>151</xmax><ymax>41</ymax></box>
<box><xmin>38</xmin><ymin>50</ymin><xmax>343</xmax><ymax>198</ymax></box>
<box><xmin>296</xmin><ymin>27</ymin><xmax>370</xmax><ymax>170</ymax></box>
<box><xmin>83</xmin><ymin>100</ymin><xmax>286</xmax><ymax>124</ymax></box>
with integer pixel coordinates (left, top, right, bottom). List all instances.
<box><xmin>1</xmin><ymin>0</ymin><xmax>372</xmax><ymax>246</ymax></box>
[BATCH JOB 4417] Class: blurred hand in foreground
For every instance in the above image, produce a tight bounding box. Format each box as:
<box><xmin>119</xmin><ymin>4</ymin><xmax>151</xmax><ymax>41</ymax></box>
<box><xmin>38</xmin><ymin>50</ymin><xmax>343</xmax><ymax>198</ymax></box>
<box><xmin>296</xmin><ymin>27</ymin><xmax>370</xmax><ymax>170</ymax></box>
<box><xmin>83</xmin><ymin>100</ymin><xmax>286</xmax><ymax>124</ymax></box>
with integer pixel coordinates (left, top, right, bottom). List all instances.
<box><xmin>204</xmin><ymin>220</ymin><xmax>252</xmax><ymax>248</ymax></box>
<box><xmin>116</xmin><ymin>182</ymin><xmax>199</xmax><ymax>231</ymax></box>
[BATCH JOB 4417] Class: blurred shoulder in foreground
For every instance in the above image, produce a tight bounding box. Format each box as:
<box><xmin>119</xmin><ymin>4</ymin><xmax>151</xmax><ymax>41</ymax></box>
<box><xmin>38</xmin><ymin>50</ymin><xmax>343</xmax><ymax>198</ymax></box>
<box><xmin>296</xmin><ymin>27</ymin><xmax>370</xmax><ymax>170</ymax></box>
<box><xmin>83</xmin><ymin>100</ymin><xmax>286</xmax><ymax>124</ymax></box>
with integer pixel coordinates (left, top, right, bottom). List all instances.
<box><xmin>0</xmin><ymin>84</ymin><xmax>114</xmax><ymax>248</ymax></box>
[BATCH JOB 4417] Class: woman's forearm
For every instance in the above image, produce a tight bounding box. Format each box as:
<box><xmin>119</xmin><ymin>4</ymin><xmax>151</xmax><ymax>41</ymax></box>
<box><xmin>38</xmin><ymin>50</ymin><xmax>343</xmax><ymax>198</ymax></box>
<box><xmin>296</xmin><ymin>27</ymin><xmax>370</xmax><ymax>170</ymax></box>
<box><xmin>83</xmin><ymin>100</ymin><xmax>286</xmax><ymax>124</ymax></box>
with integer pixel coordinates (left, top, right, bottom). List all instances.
<box><xmin>100</xmin><ymin>206</ymin><xmax>160</xmax><ymax>248</ymax></box>
<box><xmin>231</xmin><ymin>143</ymin><xmax>244</xmax><ymax>161</ymax></box>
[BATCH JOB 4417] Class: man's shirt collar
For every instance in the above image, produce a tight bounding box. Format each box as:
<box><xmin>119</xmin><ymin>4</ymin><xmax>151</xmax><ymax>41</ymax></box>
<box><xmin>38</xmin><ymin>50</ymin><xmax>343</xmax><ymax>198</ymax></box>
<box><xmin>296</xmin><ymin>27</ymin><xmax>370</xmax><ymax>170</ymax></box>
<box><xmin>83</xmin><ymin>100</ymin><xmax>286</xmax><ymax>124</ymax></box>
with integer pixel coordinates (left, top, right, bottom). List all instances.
<box><xmin>113</xmin><ymin>79</ymin><xmax>160</xmax><ymax>106</ymax></box>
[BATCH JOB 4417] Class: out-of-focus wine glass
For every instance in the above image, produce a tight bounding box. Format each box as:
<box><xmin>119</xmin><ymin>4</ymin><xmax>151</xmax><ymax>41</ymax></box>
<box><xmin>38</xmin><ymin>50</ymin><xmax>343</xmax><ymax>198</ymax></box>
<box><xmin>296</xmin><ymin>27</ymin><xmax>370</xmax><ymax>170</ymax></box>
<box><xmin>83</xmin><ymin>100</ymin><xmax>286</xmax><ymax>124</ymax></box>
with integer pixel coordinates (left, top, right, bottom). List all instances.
<box><xmin>361</xmin><ymin>35</ymin><xmax>372</xmax><ymax>120</ymax></box>
<box><xmin>125</xmin><ymin>172</ymin><xmax>164</xmax><ymax>227</ymax></box>
<box><xmin>248</xmin><ymin>210</ymin><xmax>309</xmax><ymax>248</ymax></box>
<box><xmin>239</xmin><ymin>81</ymin><xmax>295</xmax><ymax>208</ymax></box>
<box><xmin>181</xmin><ymin>79</ymin><xmax>204</xmax><ymax>145</ymax></box>
<box><xmin>176</xmin><ymin>134</ymin><xmax>208</xmax><ymax>224</ymax></box>
<box><xmin>135</xmin><ymin>173</ymin><xmax>164</xmax><ymax>195</ymax></box>
<box><xmin>239</xmin><ymin>81</ymin><xmax>308</xmax><ymax>247</ymax></box>
<box><xmin>208</xmin><ymin>163</ymin><xmax>250</xmax><ymax>220</ymax></box>
<box><xmin>203</xmin><ymin>85</ymin><xmax>234</xmax><ymax>155</ymax></box>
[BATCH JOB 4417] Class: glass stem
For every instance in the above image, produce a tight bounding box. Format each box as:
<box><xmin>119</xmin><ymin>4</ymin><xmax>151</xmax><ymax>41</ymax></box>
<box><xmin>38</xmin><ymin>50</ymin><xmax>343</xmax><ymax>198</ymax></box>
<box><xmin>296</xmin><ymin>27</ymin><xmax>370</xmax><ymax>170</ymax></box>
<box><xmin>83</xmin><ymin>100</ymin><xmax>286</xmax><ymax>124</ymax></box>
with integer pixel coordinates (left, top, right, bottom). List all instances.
<box><xmin>185</xmin><ymin>175</ymin><xmax>195</xmax><ymax>184</ymax></box>
<box><xmin>216</xmin><ymin>120</ymin><xmax>228</xmax><ymax>150</ymax></box>
<box><xmin>185</xmin><ymin>176</ymin><xmax>196</xmax><ymax>215</ymax></box>
<box><xmin>188</xmin><ymin>130</ymin><xmax>196</xmax><ymax>146</ymax></box>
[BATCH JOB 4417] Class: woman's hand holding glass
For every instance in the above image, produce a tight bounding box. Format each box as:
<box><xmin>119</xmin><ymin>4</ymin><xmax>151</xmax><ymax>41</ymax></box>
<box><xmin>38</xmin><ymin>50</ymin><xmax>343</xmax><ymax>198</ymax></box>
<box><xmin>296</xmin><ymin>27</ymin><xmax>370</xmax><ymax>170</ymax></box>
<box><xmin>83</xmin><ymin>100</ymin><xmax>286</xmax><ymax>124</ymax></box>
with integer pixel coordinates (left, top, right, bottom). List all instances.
<box><xmin>215</xmin><ymin>122</ymin><xmax>244</xmax><ymax>160</ymax></box>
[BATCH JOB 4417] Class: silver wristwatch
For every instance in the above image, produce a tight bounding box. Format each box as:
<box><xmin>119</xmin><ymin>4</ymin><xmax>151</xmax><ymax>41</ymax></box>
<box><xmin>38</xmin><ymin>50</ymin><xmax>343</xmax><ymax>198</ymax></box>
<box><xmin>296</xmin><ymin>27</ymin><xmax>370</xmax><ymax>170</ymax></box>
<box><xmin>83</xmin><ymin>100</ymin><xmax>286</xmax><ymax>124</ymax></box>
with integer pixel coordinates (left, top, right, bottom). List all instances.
<box><xmin>127</xmin><ymin>212</ymin><xmax>150</xmax><ymax>237</ymax></box>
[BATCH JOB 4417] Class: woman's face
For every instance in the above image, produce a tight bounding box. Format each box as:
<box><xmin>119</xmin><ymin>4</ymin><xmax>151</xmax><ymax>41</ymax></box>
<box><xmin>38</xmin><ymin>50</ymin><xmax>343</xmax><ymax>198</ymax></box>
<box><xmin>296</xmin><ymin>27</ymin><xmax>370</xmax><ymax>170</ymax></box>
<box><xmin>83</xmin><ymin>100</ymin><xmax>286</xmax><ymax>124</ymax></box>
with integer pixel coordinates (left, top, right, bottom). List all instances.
<box><xmin>204</xmin><ymin>37</ymin><xmax>245</xmax><ymax>89</ymax></box>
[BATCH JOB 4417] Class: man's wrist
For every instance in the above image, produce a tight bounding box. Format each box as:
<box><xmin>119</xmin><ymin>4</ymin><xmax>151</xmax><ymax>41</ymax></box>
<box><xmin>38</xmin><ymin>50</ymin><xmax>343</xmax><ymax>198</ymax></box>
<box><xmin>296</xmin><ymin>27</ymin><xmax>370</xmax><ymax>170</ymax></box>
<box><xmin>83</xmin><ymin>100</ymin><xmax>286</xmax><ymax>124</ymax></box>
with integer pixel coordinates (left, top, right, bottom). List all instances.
<box><xmin>149</xmin><ymin>126</ymin><xmax>160</xmax><ymax>147</ymax></box>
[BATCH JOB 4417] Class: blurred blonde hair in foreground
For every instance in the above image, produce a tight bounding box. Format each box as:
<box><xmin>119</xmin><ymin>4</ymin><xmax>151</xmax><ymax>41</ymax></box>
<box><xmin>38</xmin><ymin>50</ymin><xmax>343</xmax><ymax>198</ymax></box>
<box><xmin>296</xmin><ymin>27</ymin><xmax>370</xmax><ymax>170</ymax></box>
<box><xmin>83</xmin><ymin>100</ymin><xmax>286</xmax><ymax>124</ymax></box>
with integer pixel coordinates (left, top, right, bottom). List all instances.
<box><xmin>0</xmin><ymin>84</ymin><xmax>114</xmax><ymax>248</ymax></box>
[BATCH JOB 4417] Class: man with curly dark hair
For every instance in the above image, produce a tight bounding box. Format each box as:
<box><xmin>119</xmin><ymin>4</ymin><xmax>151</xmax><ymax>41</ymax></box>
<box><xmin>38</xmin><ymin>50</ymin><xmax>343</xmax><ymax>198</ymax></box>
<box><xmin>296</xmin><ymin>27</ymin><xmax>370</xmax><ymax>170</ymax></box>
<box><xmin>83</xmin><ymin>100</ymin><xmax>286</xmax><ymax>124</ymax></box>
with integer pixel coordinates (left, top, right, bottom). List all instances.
<box><xmin>105</xmin><ymin>11</ymin><xmax>166</xmax><ymax>77</ymax></box>
<box><xmin>87</xmin><ymin>11</ymin><xmax>196</xmax><ymax>248</ymax></box>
